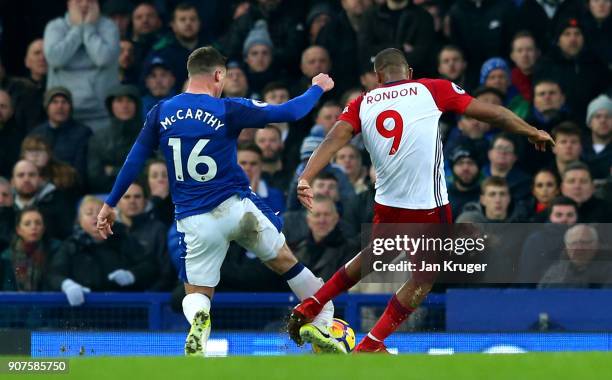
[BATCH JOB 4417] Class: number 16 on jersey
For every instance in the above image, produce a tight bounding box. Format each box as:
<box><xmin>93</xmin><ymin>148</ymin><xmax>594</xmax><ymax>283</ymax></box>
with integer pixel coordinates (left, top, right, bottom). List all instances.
<box><xmin>168</xmin><ymin>138</ymin><xmax>218</xmax><ymax>182</ymax></box>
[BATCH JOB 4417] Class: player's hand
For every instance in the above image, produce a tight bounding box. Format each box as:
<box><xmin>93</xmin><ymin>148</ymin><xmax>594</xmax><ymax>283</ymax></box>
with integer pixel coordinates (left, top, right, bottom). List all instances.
<box><xmin>528</xmin><ymin>129</ymin><xmax>555</xmax><ymax>152</ymax></box>
<box><xmin>312</xmin><ymin>73</ymin><xmax>334</xmax><ymax>93</ymax></box>
<box><xmin>297</xmin><ymin>179</ymin><xmax>314</xmax><ymax>211</ymax></box>
<box><xmin>84</xmin><ymin>1</ymin><xmax>100</xmax><ymax>24</ymax></box>
<box><xmin>68</xmin><ymin>1</ymin><xmax>84</xmax><ymax>25</ymax></box>
<box><xmin>96</xmin><ymin>203</ymin><xmax>116</xmax><ymax>240</ymax></box>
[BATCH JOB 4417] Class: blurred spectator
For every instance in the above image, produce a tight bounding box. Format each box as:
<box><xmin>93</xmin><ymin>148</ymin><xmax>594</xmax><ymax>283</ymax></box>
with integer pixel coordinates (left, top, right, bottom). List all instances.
<box><xmin>21</xmin><ymin>39</ymin><xmax>48</xmax><ymax>107</ymax></box>
<box><xmin>447</xmin><ymin>0</ymin><xmax>517</xmax><ymax>81</ymax></box>
<box><xmin>44</xmin><ymin>0</ymin><xmax>120</xmax><ymax>132</ymax></box>
<box><xmin>333</xmin><ymin>144</ymin><xmax>369</xmax><ymax>194</ymax></box>
<box><xmin>261</xmin><ymin>82</ymin><xmax>306</xmax><ymax>171</ymax></box>
<box><xmin>118</xmin><ymin>39</ymin><xmax>139</xmax><ymax>85</ymax></box>
<box><xmin>1</xmin><ymin>206</ymin><xmax>60</xmax><ymax>291</ymax></box>
<box><xmin>484</xmin><ymin>134</ymin><xmax>531</xmax><ymax>201</ymax></box>
<box><xmin>147</xmin><ymin>3</ymin><xmax>202</xmax><ymax>87</ymax></box>
<box><xmin>521</xmin><ymin>79</ymin><xmax>571</xmax><ymax>173</ymax></box>
<box><xmin>288</xmin><ymin>195</ymin><xmax>357</xmax><ymax>281</ymax></box>
<box><xmin>561</xmin><ymin>161</ymin><xmax>612</xmax><ymax>222</ymax></box>
<box><xmin>102</xmin><ymin>0</ymin><xmax>133</xmax><ymax>39</ymax></box>
<box><xmin>359</xmin><ymin>63</ymin><xmax>379</xmax><ymax>92</ymax></box>
<box><xmin>237</xmin><ymin>143</ymin><xmax>285</xmax><ymax>213</ymax></box>
<box><xmin>48</xmin><ymin>196</ymin><xmax>157</xmax><ymax>306</ymax></box>
<box><xmin>145</xmin><ymin>158</ymin><xmax>173</xmax><ymax>227</ymax></box>
<box><xmin>316</xmin><ymin>0</ymin><xmax>371</xmax><ymax>94</ymax></box>
<box><xmin>287</xmin><ymin>135</ymin><xmax>356</xmax><ymax>211</ymax></box>
<box><xmin>516</xmin><ymin>0</ymin><xmax>582</xmax><ymax>52</ymax></box>
<box><xmin>533</xmin><ymin>17</ymin><xmax>609</xmax><ymax>123</ymax></box>
<box><xmin>437</xmin><ymin>45</ymin><xmax>471</xmax><ymax>91</ymax></box>
<box><xmin>29</xmin><ymin>87</ymin><xmax>92</xmax><ymax>180</ymax></box>
<box><xmin>447</xmin><ymin>145</ymin><xmax>481</xmax><ymax>218</ymax></box>
<box><xmin>220</xmin><ymin>0</ymin><xmax>305</xmax><ymax>72</ymax></box>
<box><xmin>130</xmin><ymin>2</ymin><xmax>163</xmax><ymax>69</ymax></box>
<box><xmin>0</xmin><ymin>177</ymin><xmax>15</xmax><ymax>253</ymax></box>
<box><xmin>254</xmin><ymin>126</ymin><xmax>293</xmax><ymax>192</ymax></box>
<box><xmin>20</xmin><ymin>136</ymin><xmax>80</xmax><ymax>201</ymax></box>
<box><xmin>443</xmin><ymin>87</ymin><xmax>500</xmax><ymax>164</ymax></box>
<box><xmin>242</xmin><ymin>20</ymin><xmax>276</xmax><ymax>99</ymax></box>
<box><xmin>582</xmin><ymin>94</ymin><xmax>612</xmax><ymax>181</ymax></box>
<box><xmin>0</xmin><ymin>90</ymin><xmax>23</xmax><ymax>178</ymax></box>
<box><xmin>306</xmin><ymin>3</ymin><xmax>334</xmax><ymax>45</ymax></box>
<box><xmin>549</xmin><ymin>122</ymin><xmax>583</xmax><ymax>179</ymax></box>
<box><xmin>538</xmin><ymin>224</ymin><xmax>612</xmax><ymax>288</ymax></box>
<box><xmin>509</xmin><ymin>31</ymin><xmax>539</xmax><ymax>103</ymax></box>
<box><xmin>116</xmin><ymin>182</ymin><xmax>175</xmax><ymax>291</ymax></box>
<box><xmin>88</xmin><ymin>84</ymin><xmax>142</xmax><ymax>193</ymax></box>
<box><xmin>291</xmin><ymin>46</ymin><xmax>334</xmax><ymax>101</ymax></box>
<box><xmin>0</xmin><ymin>57</ymin><xmax>41</xmax><ymax>132</ymax></box>
<box><xmin>528</xmin><ymin>168</ymin><xmax>560</xmax><ymax>221</ymax></box>
<box><xmin>11</xmin><ymin>160</ymin><xmax>73</xmax><ymax>240</ymax></box>
<box><xmin>479</xmin><ymin>58</ymin><xmax>529</xmax><ymax>118</ymax></box>
<box><xmin>142</xmin><ymin>57</ymin><xmax>177</xmax><ymax>118</ymax></box>
<box><xmin>314</xmin><ymin>101</ymin><xmax>342</xmax><ymax>135</ymax></box>
<box><xmin>583</xmin><ymin>0</ymin><xmax>612</xmax><ymax>76</ymax></box>
<box><xmin>517</xmin><ymin>196</ymin><xmax>578</xmax><ymax>284</ymax></box>
<box><xmin>359</xmin><ymin>0</ymin><xmax>435</xmax><ymax>76</ymax></box>
<box><xmin>457</xmin><ymin>176</ymin><xmax>527</xmax><ymax>223</ymax></box>
<box><xmin>528</xmin><ymin>79</ymin><xmax>569</xmax><ymax>129</ymax></box>
<box><xmin>222</xmin><ymin>61</ymin><xmax>249</xmax><ymax>98</ymax></box>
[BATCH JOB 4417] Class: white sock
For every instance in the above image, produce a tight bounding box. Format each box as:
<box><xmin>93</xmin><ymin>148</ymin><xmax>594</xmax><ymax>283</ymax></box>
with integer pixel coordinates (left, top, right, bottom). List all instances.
<box><xmin>286</xmin><ymin>266</ymin><xmax>334</xmax><ymax>329</ymax></box>
<box><xmin>182</xmin><ymin>293</ymin><xmax>211</xmax><ymax>324</ymax></box>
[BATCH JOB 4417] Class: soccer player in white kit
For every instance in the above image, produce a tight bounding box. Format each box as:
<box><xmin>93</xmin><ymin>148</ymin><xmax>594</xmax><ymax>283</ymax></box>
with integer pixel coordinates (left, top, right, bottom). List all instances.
<box><xmin>288</xmin><ymin>48</ymin><xmax>555</xmax><ymax>353</ymax></box>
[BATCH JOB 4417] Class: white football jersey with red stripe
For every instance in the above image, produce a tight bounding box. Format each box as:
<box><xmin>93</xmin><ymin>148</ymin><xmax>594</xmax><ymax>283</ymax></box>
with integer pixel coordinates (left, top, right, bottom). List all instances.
<box><xmin>339</xmin><ymin>79</ymin><xmax>473</xmax><ymax>210</ymax></box>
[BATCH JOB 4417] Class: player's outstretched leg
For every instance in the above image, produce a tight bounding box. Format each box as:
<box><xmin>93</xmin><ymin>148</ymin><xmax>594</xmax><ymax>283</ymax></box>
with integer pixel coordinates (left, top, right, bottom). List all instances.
<box><xmin>354</xmin><ymin>280</ymin><xmax>433</xmax><ymax>353</ymax></box>
<box><xmin>264</xmin><ymin>243</ymin><xmax>342</xmax><ymax>353</ymax></box>
<box><xmin>182</xmin><ymin>286</ymin><xmax>213</xmax><ymax>356</ymax></box>
<box><xmin>287</xmin><ymin>252</ymin><xmax>362</xmax><ymax>345</ymax></box>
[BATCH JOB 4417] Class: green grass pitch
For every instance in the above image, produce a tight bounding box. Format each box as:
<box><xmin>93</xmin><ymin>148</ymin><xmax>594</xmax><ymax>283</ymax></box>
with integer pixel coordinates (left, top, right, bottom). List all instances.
<box><xmin>21</xmin><ymin>352</ymin><xmax>612</xmax><ymax>380</ymax></box>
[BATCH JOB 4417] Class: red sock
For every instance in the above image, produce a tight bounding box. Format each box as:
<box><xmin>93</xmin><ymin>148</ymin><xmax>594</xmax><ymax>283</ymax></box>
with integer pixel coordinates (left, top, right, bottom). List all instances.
<box><xmin>313</xmin><ymin>266</ymin><xmax>358</xmax><ymax>305</ymax></box>
<box><xmin>369</xmin><ymin>295</ymin><xmax>415</xmax><ymax>342</ymax></box>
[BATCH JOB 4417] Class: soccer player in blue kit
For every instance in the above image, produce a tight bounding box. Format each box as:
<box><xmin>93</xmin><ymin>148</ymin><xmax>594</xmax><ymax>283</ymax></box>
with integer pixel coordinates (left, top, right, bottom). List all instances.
<box><xmin>95</xmin><ymin>46</ymin><xmax>344</xmax><ymax>355</ymax></box>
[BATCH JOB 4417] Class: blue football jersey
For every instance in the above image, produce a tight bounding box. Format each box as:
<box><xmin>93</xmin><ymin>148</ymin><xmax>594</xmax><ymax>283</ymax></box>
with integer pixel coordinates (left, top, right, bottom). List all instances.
<box><xmin>105</xmin><ymin>86</ymin><xmax>323</xmax><ymax>220</ymax></box>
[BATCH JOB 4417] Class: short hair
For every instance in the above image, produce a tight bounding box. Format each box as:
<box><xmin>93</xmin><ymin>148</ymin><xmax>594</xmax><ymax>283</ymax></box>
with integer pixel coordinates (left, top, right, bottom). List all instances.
<box><xmin>313</xmin><ymin>171</ymin><xmax>338</xmax><ymax>183</ymax></box>
<box><xmin>258</xmin><ymin>124</ymin><xmax>282</xmax><ymax>140</ymax></box>
<box><xmin>490</xmin><ymin>132</ymin><xmax>517</xmax><ymax>152</ymax></box>
<box><xmin>480</xmin><ymin>176</ymin><xmax>509</xmax><ymax>194</ymax></box>
<box><xmin>262</xmin><ymin>81</ymin><xmax>289</xmax><ymax>97</ymax></box>
<box><xmin>317</xmin><ymin>101</ymin><xmax>341</xmax><ymax>115</ymax></box>
<box><xmin>512</xmin><ymin>30</ymin><xmax>537</xmax><ymax>48</ymax></box>
<box><xmin>311</xmin><ymin>194</ymin><xmax>337</xmax><ymax>213</ymax></box>
<box><xmin>79</xmin><ymin>195</ymin><xmax>104</xmax><ymax>215</ymax></box>
<box><xmin>549</xmin><ymin>195</ymin><xmax>578</xmax><ymax>210</ymax></box>
<box><xmin>551</xmin><ymin>121</ymin><xmax>582</xmax><ymax>140</ymax></box>
<box><xmin>374</xmin><ymin>48</ymin><xmax>410</xmax><ymax>74</ymax></box>
<box><xmin>21</xmin><ymin>135</ymin><xmax>52</xmax><ymax>157</ymax></box>
<box><xmin>237</xmin><ymin>142</ymin><xmax>263</xmax><ymax>157</ymax></box>
<box><xmin>562</xmin><ymin>161</ymin><xmax>591</xmax><ymax>180</ymax></box>
<box><xmin>533</xmin><ymin>78</ymin><xmax>563</xmax><ymax>92</ymax></box>
<box><xmin>187</xmin><ymin>46</ymin><xmax>227</xmax><ymax>77</ymax></box>
<box><xmin>173</xmin><ymin>2</ymin><xmax>198</xmax><ymax>19</ymax></box>
<box><xmin>472</xmin><ymin>86</ymin><xmax>505</xmax><ymax>101</ymax></box>
<box><xmin>0</xmin><ymin>176</ymin><xmax>9</xmax><ymax>187</ymax></box>
<box><xmin>437</xmin><ymin>45</ymin><xmax>465</xmax><ymax>64</ymax></box>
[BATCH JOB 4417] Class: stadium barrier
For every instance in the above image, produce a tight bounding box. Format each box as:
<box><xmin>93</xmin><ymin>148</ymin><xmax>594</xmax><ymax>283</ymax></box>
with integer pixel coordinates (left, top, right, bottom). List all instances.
<box><xmin>0</xmin><ymin>292</ymin><xmax>445</xmax><ymax>331</ymax></box>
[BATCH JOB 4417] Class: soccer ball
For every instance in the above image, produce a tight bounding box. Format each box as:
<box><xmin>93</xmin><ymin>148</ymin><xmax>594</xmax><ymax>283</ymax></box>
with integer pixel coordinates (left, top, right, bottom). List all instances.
<box><xmin>313</xmin><ymin>318</ymin><xmax>356</xmax><ymax>353</ymax></box>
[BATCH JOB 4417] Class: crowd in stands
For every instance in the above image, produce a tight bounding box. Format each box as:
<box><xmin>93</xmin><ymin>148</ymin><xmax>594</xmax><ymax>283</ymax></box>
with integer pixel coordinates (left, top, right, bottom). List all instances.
<box><xmin>0</xmin><ymin>0</ymin><xmax>611</xmax><ymax>303</ymax></box>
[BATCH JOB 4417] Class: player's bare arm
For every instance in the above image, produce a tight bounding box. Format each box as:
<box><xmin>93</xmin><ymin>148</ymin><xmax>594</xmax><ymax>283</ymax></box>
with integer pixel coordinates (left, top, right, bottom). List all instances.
<box><xmin>464</xmin><ymin>98</ymin><xmax>555</xmax><ymax>152</ymax></box>
<box><xmin>297</xmin><ymin>120</ymin><xmax>354</xmax><ymax>211</ymax></box>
